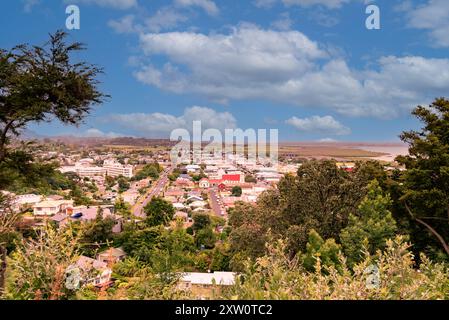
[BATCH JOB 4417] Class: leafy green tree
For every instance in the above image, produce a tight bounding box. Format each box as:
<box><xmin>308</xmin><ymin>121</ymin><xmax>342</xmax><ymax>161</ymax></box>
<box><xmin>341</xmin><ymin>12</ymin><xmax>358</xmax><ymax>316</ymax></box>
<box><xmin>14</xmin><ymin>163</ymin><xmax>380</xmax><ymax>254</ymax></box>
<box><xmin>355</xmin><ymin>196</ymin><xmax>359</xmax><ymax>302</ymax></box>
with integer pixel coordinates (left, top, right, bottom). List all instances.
<box><xmin>134</xmin><ymin>163</ymin><xmax>161</xmax><ymax>181</ymax></box>
<box><xmin>0</xmin><ymin>31</ymin><xmax>106</xmax><ymax>163</ymax></box>
<box><xmin>79</xmin><ymin>209</ymin><xmax>115</xmax><ymax>256</ymax></box>
<box><xmin>210</xmin><ymin>243</ymin><xmax>231</xmax><ymax>272</ymax></box>
<box><xmin>192</xmin><ymin>213</ymin><xmax>211</xmax><ymax>232</ymax></box>
<box><xmin>0</xmin><ymin>194</ymin><xmax>20</xmax><ymax>295</ymax></box>
<box><xmin>150</xmin><ymin>226</ymin><xmax>196</xmax><ymax>275</ymax></box>
<box><xmin>6</xmin><ymin>224</ymin><xmax>81</xmax><ymax>300</ymax></box>
<box><xmin>191</xmin><ymin>172</ymin><xmax>207</xmax><ymax>182</ymax></box>
<box><xmin>239</xmin><ymin>161</ymin><xmax>369</xmax><ymax>259</ymax></box>
<box><xmin>228</xmin><ymin>202</ymin><xmax>268</xmax><ymax>268</ymax></box>
<box><xmin>396</xmin><ymin>98</ymin><xmax>449</xmax><ymax>257</ymax></box>
<box><xmin>144</xmin><ymin>197</ymin><xmax>175</xmax><ymax>227</ymax></box>
<box><xmin>68</xmin><ymin>185</ymin><xmax>92</xmax><ymax>206</ymax></box>
<box><xmin>168</xmin><ymin>168</ymin><xmax>181</xmax><ymax>182</ymax></box>
<box><xmin>340</xmin><ymin>180</ymin><xmax>398</xmax><ymax>265</ymax></box>
<box><xmin>114</xmin><ymin>197</ymin><xmax>132</xmax><ymax>218</ymax></box>
<box><xmin>195</xmin><ymin>227</ymin><xmax>217</xmax><ymax>249</ymax></box>
<box><xmin>117</xmin><ymin>177</ymin><xmax>130</xmax><ymax>194</ymax></box>
<box><xmin>231</xmin><ymin>186</ymin><xmax>242</xmax><ymax>197</ymax></box>
<box><xmin>300</xmin><ymin>230</ymin><xmax>342</xmax><ymax>273</ymax></box>
<box><xmin>223</xmin><ymin>237</ymin><xmax>449</xmax><ymax>300</ymax></box>
<box><xmin>116</xmin><ymin>226</ymin><xmax>162</xmax><ymax>261</ymax></box>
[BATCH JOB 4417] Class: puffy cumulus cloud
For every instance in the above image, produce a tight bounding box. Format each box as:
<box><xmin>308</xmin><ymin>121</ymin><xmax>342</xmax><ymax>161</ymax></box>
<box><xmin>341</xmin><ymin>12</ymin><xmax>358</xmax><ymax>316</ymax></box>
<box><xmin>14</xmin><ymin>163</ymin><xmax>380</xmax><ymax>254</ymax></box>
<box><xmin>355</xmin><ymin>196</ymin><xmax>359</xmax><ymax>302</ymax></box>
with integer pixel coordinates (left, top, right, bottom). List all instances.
<box><xmin>134</xmin><ymin>25</ymin><xmax>449</xmax><ymax>118</ymax></box>
<box><xmin>67</xmin><ymin>0</ymin><xmax>137</xmax><ymax>9</ymax></box>
<box><xmin>105</xmin><ymin>106</ymin><xmax>237</xmax><ymax>137</ymax></box>
<box><xmin>174</xmin><ymin>0</ymin><xmax>219</xmax><ymax>16</ymax></box>
<box><xmin>108</xmin><ymin>7</ymin><xmax>190</xmax><ymax>34</ymax></box>
<box><xmin>403</xmin><ymin>0</ymin><xmax>449</xmax><ymax>47</ymax></box>
<box><xmin>286</xmin><ymin>115</ymin><xmax>351</xmax><ymax>136</ymax></box>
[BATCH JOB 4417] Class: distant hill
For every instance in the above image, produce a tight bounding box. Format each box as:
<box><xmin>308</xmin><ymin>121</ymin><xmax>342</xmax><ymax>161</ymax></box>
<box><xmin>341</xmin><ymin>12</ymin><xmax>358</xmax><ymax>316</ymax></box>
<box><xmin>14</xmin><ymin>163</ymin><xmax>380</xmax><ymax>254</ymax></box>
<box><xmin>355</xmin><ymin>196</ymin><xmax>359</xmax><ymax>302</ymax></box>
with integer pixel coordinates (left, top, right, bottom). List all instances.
<box><xmin>34</xmin><ymin>135</ymin><xmax>177</xmax><ymax>148</ymax></box>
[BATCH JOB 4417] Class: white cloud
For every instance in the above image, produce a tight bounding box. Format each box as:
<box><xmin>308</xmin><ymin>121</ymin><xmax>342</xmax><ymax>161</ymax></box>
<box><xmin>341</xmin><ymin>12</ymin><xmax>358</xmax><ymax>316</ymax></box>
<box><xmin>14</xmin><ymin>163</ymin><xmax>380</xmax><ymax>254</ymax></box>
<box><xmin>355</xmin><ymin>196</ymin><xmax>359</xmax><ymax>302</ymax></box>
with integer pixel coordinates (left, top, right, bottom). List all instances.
<box><xmin>318</xmin><ymin>138</ymin><xmax>338</xmax><ymax>142</ymax></box>
<box><xmin>283</xmin><ymin>0</ymin><xmax>352</xmax><ymax>9</ymax></box>
<box><xmin>23</xmin><ymin>0</ymin><xmax>40</xmax><ymax>12</ymax></box>
<box><xmin>174</xmin><ymin>0</ymin><xmax>219</xmax><ymax>16</ymax></box>
<box><xmin>145</xmin><ymin>7</ymin><xmax>189</xmax><ymax>32</ymax></box>
<box><xmin>106</xmin><ymin>106</ymin><xmax>237</xmax><ymax>137</ymax></box>
<box><xmin>253</xmin><ymin>0</ymin><xmax>277</xmax><ymax>8</ymax></box>
<box><xmin>134</xmin><ymin>25</ymin><xmax>449</xmax><ymax>118</ymax></box>
<box><xmin>254</xmin><ymin>0</ymin><xmax>355</xmax><ymax>9</ymax></box>
<box><xmin>108</xmin><ymin>15</ymin><xmax>137</xmax><ymax>33</ymax></box>
<box><xmin>271</xmin><ymin>12</ymin><xmax>294</xmax><ymax>31</ymax></box>
<box><xmin>286</xmin><ymin>115</ymin><xmax>351</xmax><ymax>136</ymax></box>
<box><xmin>68</xmin><ymin>0</ymin><xmax>137</xmax><ymax>9</ymax></box>
<box><xmin>405</xmin><ymin>0</ymin><xmax>449</xmax><ymax>47</ymax></box>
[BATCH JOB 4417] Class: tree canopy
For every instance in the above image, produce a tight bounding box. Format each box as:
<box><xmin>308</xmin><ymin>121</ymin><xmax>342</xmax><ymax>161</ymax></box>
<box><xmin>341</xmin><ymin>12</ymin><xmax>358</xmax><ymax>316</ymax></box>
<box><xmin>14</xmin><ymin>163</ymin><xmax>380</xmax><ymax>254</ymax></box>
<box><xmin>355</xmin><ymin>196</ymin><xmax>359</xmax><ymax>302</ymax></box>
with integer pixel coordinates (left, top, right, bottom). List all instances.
<box><xmin>0</xmin><ymin>30</ymin><xmax>107</xmax><ymax>162</ymax></box>
<box><xmin>396</xmin><ymin>98</ymin><xmax>449</xmax><ymax>257</ymax></box>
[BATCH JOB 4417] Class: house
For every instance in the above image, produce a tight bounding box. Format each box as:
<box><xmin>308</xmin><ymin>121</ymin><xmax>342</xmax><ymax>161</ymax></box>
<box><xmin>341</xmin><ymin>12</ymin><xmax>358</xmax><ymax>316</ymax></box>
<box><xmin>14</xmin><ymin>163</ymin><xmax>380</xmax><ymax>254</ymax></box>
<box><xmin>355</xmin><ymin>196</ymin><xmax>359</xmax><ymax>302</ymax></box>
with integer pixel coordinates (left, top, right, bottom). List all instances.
<box><xmin>187</xmin><ymin>195</ymin><xmax>204</xmax><ymax>202</ymax></box>
<box><xmin>199</xmin><ymin>178</ymin><xmax>210</xmax><ymax>189</ymax></box>
<box><xmin>178</xmin><ymin>272</ymin><xmax>237</xmax><ymax>299</ymax></box>
<box><xmin>96</xmin><ymin>247</ymin><xmax>127</xmax><ymax>265</ymax></box>
<box><xmin>190</xmin><ymin>200</ymin><xmax>207</xmax><ymax>209</ymax></box>
<box><xmin>207</xmin><ymin>174</ymin><xmax>244</xmax><ymax>188</ymax></box>
<box><xmin>175</xmin><ymin>175</ymin><xmax>195</xmax><ymax>187</ymax></box>
<box><xmin>173</xmin><ymin>202</ymin><xmax>187</xmax><ymax>210</ymax></box>
<box><xmin>51</xmin><ymin>206</ymin><xmax>123</xmax><ymax>233</ymax></box>
<box><xmin>73</xmin><ymin>256</ymin><xmax>113</xmax><ymax>288</ymax></box>
<box><xmin>164</xmin><ymin>187</ymin><xmax>185</xmax><ymax>198</ymax></box>
<box><xmin>12</xmin><ymin>194</ymin><xmax>42</xmax><ymax>212</ymax></box>
<box><xmin>186</xmin><ymin>164</ymin><xmax>201</xmax><ymax>173</ymax></box>
<box><xmin>33</xmin><ymin>200</ymin><xmax>74</xmax><ymax>216</ymax></box>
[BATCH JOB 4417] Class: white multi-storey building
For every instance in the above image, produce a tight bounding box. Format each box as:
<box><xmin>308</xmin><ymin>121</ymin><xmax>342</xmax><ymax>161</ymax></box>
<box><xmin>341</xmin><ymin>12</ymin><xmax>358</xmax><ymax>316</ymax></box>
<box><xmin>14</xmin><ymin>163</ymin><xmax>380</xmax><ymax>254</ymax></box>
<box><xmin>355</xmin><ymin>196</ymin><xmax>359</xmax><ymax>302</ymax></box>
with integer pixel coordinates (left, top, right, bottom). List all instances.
<box><xmin>103</xmin><ymin>160</ymin><xmax>133</xmax><ymax>178</ymax></box>
<box><xmin>59</xmin><ymin>159</ymin><xmax>134</xmax><ymax>178</ymax></box>
<box><xmin>59</xmin><ymin>165</ymin><xmax>106</xmax><ymax>178</ymax></box>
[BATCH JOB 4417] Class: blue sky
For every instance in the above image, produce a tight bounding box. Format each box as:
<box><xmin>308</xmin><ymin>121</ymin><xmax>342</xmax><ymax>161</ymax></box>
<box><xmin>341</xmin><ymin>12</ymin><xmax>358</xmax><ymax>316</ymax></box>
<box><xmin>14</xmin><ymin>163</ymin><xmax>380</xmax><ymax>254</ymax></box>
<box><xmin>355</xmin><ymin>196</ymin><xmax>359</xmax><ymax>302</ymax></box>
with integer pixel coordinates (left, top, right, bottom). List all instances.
<box><xmin>2</xmin><ymin>0</ymin><xmax>449</xmax><ymax>142</ymax></box>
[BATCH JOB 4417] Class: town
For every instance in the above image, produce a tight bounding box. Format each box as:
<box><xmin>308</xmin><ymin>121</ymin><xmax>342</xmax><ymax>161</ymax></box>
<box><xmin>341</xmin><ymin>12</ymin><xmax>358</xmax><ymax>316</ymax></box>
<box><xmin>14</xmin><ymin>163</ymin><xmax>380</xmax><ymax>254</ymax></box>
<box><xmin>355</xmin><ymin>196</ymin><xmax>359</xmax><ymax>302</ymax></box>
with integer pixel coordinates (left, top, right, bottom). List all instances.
<box><xmin>2</xmin><ymin>0</ymin><xmax>449</xmax><ymax>304</ymax></box>
<box><xmin>1</xmin><ymin>137</ymin><xmax>404</xmax><ymax>298</ymax></box>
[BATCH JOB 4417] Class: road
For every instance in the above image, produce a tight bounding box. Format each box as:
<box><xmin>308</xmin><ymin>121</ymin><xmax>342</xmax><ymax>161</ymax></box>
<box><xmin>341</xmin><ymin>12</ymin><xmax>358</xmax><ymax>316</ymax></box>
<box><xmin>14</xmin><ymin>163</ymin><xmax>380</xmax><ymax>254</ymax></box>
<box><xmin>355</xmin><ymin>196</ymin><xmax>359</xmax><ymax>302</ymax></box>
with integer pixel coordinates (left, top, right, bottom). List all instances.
<box><xmin>209</xmin><ymin>188</ymin><xmax>226</xmax><ymax>218</ymax></box>
<box><xmin>132</xmin><ymin>167</ymin><xmax>172</xmax><ymax>218</ymax></box>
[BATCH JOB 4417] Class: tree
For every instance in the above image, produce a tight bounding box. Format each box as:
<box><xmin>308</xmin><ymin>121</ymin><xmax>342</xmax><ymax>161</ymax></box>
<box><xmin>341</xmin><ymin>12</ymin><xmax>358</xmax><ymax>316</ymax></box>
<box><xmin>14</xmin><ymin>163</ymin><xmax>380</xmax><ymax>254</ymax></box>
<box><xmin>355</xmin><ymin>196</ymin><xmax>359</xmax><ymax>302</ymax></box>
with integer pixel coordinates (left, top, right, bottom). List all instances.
<box><xmin>396</xmin><ymin>98</ymin><xmax>449</xmax><ymax>257</ymax></box>
<box><xmin>144</xmin><ymin>197</ymin><xmax>175</xmax><ymax>227</ymax></box>
<box><xmin>6</xmin><ymin>224</ymin><xmax>81</xmax><ymax>300</ymax></box>
<box><xmin>300</xmin><ymin>230</ymin><xmax>342</xmax><ymax>273</ymax></box>
<box><xmin>260</xmin><ymin>160</ymin><xmax>368</xmax><ymax>256</ymax></box>
<box><xmin>0</xmin><ymin>31</ymin><xmax>106</xmax><ymax>163</ymax></box>
<box><xmin>224</xmin><ymin>237</ymin><xmax>449</xmax><ymax>300</ymax></box>
<box><xmin>245</xmin><ymin>174</ymin><xmax>257</xmax><ymax>183</ymax></box>
<box><xmin>340</xmin><ymin>180</ymin><xmax>398</xmax><ymax>265</ymax></box>
<box><xmin>192</xmin><ymin>213</ymin><xmax>211</xmax><ymax>232</ymax></box>
<box><xmin>231</xmin><ymin>186</ymin><xmax>242</xmax><ymax>197</ymax></box>
<box><xmin>117</xmin><ymin>177</ymin><xmax>130</xmax><ymax>194</ymax></box>
<box><xmin>210</xmin><ymin>243</ymin><xmax>231</xmax><ymax>272</ymax></box>
<box><xmin>0</xmin><ymin>194</ymin><xmax>20</xmax><ymax>295</ymax></box>
<box><xmin>134</xmin><ymin>163</ymin><xmax>161</xmax><ymax>181</ymax></box>
<box><xmin>79</xmin><ymin>209</ymin><xmax>115</xmax><ymax>256</ymax></box>
<box><xmin>194</xmin><ymin>227</ymin><xmax>217</xmax><ymax>249</ymax></box>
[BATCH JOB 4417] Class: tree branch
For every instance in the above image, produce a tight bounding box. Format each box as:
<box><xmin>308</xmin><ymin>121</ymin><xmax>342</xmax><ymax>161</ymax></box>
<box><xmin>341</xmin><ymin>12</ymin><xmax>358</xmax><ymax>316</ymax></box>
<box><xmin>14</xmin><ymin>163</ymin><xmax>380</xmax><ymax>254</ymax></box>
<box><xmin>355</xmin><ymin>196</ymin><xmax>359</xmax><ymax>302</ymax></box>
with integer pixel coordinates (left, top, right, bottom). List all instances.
<box><xmin>404</xmin><ymin>202</ymin><xmax>449</xmax><ymax>256</ymax></box>
<box><xmin>0</xmin><ymin>118</ymin><xmax>16</xmax><ymax>162</ymax></box>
